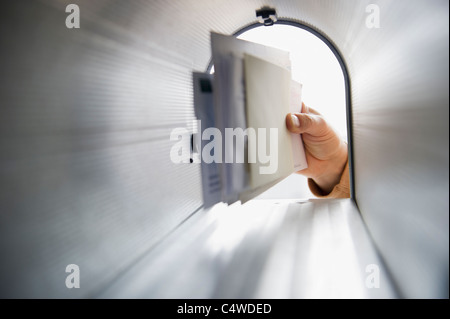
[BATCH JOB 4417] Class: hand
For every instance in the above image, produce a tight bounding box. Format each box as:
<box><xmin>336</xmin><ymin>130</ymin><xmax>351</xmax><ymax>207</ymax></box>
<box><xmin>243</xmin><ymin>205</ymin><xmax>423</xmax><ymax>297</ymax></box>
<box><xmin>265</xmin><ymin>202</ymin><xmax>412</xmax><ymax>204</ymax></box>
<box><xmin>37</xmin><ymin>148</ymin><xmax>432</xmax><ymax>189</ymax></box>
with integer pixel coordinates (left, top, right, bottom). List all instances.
<box><xmin>286</xmin><ymin>103</ymin><xmax>348</xmax><ymax>194</ymax></box>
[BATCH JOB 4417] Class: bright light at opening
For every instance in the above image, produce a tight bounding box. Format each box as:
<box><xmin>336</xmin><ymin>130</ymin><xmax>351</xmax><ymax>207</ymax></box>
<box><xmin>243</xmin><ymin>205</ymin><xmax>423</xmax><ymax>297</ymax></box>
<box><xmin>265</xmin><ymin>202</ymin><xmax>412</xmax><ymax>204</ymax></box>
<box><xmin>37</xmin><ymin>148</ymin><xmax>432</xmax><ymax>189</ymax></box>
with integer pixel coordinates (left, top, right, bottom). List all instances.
<box><xmin>236</xmin><ymin>25</ymin><xmax>348</xmax><ymax>199</ymax></box>
<box><xmin>237</xmin><ymin>25</ymin><xmax>347</xmax><ymax>141</ymax></box>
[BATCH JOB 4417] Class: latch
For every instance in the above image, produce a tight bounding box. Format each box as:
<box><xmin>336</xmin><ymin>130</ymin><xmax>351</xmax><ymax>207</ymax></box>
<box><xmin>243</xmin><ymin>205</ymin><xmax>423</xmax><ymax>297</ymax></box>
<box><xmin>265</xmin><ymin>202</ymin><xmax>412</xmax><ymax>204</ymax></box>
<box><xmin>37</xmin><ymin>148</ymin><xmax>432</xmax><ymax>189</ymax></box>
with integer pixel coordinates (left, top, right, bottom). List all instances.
<box><xmin>256</xmin><ymin>7</ymin><xmax>277</xmax><ymax>26</ymax></box>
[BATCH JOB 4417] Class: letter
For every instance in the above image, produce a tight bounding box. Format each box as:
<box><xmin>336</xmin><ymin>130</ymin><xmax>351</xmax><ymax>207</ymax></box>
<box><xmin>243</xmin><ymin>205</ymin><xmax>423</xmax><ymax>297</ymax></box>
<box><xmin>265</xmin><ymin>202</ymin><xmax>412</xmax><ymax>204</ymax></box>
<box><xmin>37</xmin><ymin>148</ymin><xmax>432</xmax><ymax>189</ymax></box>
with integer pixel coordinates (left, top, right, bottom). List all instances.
<box><xmin>365</xmin><ymin>4</ymin><xmax>380</xmax><ymax>29</ymax></box>
<box><xmin>65</xmin><ymin>4</ymin><xmax>80</xmax><ymax>29</ymax></box>
<box><xmin>247</xmin><ymin>304</ymin><xmax>255</xmax><ymax>313</ymax></box>
<box><xmin>187</xmin><ymin>305</ymin><xmax>193</xmax><ymax>314</ymax></box>
<box><xmin>205</xmin><ymin>306</ymin><xmax>211</xmax><ymax>317</ymax></box>
<box><xmin>221</xmin><ymin>304</ymin><xmax>228</xmax><ymax>314</ymax></box>
<box><xmin>192</xmin><ymin>120</ymin><xmax>201</xmax><ymax>163</ymax></box>
<box><xmin>178</xmin><ymin>306</ymin><xmax>183</xmax><ymax>314</ymax></box>
<box><xmin>224</xmin><ymin>127</ymin><xmax>255</xmax><ymax>163</ymax></box>
<box><xmin>202</xmin><ymin>127</ymin><xmax>222</xmax><ymax>163</ymax></box>
<box><xmin>65</xmin><ymin>264</ymin><xmax>80</xmax><ymax>288</ymax></box>
<box><xmin>365</xmin><ymin>264</ymin><xmax>380</xmax><ymax>288</ymax></box>
<box><xmin>170</xmin><ymin>127</ymin><xmax>190</xmax><ymax>163</ymax></box>
<box><xmin>264</xmin><ymin>304</ymin><xmax>271</xmax><ymax>313</ymax></box>
<box><xmin>256</xmin><ymin>304</ymin><xmax>263</xmax><ymax>313</ymax></box>
<box><xmin>235</xmin><ymin>304</ymin><xmax>247</xmax><ymax>313</ymax></box>
<box><xmin>247</xmin><ymin>127</ymin><xmax>257</xmax><ymax>164</ymax></box>
<box><xmin>258</xmin><ymin>128</ymin><xmax>278</xmax><ymax>175</ymax></box>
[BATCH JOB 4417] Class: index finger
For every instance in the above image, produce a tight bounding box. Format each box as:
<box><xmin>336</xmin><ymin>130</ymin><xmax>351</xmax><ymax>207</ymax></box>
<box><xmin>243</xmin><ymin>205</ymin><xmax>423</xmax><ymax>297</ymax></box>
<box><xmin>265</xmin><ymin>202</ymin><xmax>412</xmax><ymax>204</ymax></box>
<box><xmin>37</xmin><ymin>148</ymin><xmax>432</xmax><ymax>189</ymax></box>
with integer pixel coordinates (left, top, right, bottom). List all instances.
<box><xmin>304</xmin><ymin>103</ymin><xmax>322</xmax><ymax>116</ymax></box>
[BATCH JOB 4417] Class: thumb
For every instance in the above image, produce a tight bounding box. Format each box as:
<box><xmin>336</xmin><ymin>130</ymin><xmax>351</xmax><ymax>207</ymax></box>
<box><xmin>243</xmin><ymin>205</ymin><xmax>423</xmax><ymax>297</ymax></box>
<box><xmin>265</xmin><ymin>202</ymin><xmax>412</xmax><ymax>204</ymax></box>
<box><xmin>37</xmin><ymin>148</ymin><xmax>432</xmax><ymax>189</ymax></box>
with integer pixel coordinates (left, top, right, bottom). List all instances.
<box><xmin>285</xmin><ymin>112</ymin><xmax>326</xmax><ymax>135</ymax></box>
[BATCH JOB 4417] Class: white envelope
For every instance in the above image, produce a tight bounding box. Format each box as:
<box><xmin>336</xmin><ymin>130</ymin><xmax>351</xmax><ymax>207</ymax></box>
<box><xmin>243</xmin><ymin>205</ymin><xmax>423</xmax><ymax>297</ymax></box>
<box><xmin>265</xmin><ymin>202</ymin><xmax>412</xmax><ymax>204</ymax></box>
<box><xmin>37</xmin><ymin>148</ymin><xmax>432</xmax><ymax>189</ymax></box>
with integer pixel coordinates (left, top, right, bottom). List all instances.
<box><xmin>244</xmin><ymin>53</ymin><xmax>307</xmax><ymax>189</ymax></box>
<box><xmin>211</xmin><ymin>32</ymin><xmax>292</xmax><ymax>204</ymax></box>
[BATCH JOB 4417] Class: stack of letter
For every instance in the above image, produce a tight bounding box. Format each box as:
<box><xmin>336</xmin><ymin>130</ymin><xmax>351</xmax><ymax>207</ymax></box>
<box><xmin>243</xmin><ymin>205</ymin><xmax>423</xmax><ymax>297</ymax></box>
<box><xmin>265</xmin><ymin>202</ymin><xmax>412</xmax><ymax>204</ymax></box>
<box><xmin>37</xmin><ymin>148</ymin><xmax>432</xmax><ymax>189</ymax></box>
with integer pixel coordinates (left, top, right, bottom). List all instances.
<box><xmin>193</xmin><ymin>33</ymin><xmax>307</xmax><ymax>208</ymax></box>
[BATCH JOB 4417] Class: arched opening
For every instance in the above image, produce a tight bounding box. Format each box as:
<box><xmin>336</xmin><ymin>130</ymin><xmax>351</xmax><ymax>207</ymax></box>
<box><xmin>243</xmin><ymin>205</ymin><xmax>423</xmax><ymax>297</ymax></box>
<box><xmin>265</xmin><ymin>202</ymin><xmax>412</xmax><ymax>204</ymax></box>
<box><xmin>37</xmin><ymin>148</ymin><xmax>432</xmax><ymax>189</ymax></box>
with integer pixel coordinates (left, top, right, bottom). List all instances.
<box><xmin>209</xmin><ymin>23</ymin><xmax>351</xmax><ymax>199</ymax></box>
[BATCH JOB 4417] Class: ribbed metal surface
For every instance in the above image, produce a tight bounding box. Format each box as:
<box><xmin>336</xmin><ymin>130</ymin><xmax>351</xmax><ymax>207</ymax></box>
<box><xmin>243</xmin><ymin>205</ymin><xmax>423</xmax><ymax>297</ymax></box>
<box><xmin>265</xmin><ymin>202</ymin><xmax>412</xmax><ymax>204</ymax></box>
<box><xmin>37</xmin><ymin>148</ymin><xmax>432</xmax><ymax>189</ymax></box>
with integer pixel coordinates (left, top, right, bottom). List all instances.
<box><xmin>0</xmin><ymin>0</ymin><xmax>448</xmax><ymax>298</ymax></box>
<box><xmin>100</xmin><ymin>199</ymin><xmax>395</xmax><ymax>299</ymax></box>
<box><xmin>344</xmin><ymin>1</ymin><xmax>449</xmax><ymax>298</ymax></box>
<box><xmin>0</xmin><ymin>0</ymin><xmax>203</xmax><ymax>298</ymax></box>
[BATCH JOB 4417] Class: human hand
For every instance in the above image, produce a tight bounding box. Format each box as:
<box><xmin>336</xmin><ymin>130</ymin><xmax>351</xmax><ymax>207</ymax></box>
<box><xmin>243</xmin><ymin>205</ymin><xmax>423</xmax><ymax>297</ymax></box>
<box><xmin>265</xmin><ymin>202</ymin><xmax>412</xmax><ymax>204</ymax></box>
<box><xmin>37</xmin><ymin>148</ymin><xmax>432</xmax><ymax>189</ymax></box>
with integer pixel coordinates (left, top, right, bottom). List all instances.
<box><xmin>286</xmin><ymin>103</ymin><xmax>348</xmax><ymax>194</ymax></box>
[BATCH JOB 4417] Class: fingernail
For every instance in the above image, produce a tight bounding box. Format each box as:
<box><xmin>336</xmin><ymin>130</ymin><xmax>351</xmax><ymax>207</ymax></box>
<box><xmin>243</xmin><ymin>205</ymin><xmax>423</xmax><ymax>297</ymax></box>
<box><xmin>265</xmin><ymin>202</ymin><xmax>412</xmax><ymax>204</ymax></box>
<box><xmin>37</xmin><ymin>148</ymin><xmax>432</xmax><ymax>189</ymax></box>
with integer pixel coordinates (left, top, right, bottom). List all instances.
<box><xmin>291</xmin><ymin>114</ymin><xmax>300</xmax><ymax>127</ymax></box>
